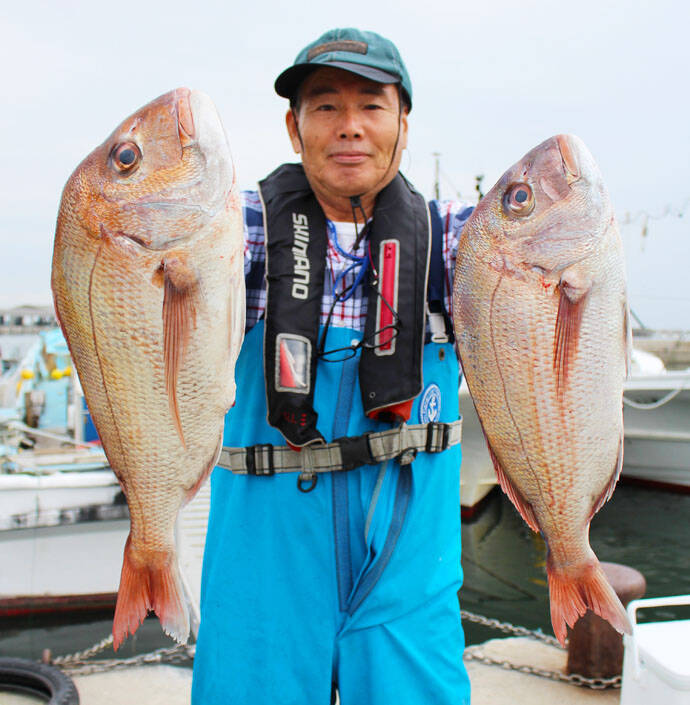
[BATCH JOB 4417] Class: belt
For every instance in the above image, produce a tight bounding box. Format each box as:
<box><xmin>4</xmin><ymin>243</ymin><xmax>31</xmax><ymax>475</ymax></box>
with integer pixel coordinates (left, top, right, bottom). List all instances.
<box><xmin>217</xmin><ymin>420</ymin><xmax>462</xmax><ymax>483</ymax></box>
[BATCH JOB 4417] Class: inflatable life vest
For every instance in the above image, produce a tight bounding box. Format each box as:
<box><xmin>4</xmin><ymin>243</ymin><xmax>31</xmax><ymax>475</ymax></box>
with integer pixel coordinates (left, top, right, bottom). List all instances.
<box><xmin>258</xmin><ymin>164</ymin><xmax>433</xmax><ymax>449</ymax></box>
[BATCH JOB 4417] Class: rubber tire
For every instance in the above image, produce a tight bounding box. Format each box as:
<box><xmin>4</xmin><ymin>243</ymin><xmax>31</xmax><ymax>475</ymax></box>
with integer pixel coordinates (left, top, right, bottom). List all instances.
<box><xmin>0</xmin><ymin>658</ymin><xmax>79</xmax><ymax>704</ymax></box>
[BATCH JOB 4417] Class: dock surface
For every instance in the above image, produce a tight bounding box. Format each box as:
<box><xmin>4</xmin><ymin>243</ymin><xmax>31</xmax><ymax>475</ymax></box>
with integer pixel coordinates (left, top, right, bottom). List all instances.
<box><xmin>2</xmin><ymin>637</ymin><xmax>621</xmax><ymax>704</ymax></box>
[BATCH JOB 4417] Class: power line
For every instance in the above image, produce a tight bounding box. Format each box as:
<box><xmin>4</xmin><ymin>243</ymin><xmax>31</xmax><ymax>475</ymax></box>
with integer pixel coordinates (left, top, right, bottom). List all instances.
<box><xmin>619</xmin><ymin>196</ymin><xmax>690</xmax><ymax>226</ymax></box>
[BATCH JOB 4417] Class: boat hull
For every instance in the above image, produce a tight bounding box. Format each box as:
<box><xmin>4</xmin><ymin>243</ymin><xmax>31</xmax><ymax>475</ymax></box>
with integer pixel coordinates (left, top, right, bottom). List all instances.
<box><xmin>0</xmin><ymin>453</ymin><xmax>129</xmax><ymax>615</ymax></box>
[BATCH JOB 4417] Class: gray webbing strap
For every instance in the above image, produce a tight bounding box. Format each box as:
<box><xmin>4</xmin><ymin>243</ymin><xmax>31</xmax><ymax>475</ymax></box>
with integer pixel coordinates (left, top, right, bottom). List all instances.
<box><xmin>217</xmin><ymin>420</ymin><xmax>462</xmax><ymax>476</ymax></box>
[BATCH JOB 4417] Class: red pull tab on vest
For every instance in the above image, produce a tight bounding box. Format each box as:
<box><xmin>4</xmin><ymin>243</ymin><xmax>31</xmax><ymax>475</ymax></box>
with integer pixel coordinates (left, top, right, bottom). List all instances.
<box><xmin>376</xmin><ymin>239</ymin><xmax>399</xmax><ymax>354</ymax></box>
<box><xmin>368</xmin><ymin>238</ymin><xmax>409</xmax><ymax>422</ymax></box>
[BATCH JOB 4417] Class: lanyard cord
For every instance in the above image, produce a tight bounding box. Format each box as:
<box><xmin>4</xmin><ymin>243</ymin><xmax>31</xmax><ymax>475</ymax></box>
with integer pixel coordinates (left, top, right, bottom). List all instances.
<box><xmin>327</xmin><ymin>220</ymin><xmax>370</xmax><ymax>303</ymax></box>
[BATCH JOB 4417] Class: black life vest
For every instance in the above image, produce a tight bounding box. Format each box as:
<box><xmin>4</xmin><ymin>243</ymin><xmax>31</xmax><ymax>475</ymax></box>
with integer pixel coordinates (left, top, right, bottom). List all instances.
<box><xmin>258</xmin><ymin>163</ymin><xmax>432</xmax><ymax>448</ymax></box>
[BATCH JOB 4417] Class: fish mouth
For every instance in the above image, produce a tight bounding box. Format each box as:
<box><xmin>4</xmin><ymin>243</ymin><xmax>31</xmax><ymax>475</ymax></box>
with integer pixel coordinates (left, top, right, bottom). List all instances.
<box><xmin>556</xmin><ymin>135</ymin><xmax>581</xmax><ymax>185</ymax></box>
<box><xmin>176</xmin><ymin>88</ymin><xmax>196</xmax><ymax>146</ymax></box>
<box><xmin>184</xmin><ymin>88</ymin><xmax>235</xmax><ymax>194</ymax></box>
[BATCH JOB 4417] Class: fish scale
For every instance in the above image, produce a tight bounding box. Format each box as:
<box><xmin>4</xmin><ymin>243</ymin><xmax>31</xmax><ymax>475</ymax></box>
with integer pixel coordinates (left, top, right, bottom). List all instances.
<box><xmin>454</xmin><ymin>134</ymin><xmax>631</xmax><ymax>645</ymax></box>
<box><xmin>51</xmin><ymin>88</ymin><xmax>245</xmax><ymax>649</ymax></box>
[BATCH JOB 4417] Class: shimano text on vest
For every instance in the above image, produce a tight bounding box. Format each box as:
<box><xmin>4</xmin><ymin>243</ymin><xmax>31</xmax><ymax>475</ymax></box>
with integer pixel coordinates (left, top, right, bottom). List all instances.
<box><xmin>292</xmin><ymin>213</ymin><xmax>310</xmax><ymax>300</ymax></box>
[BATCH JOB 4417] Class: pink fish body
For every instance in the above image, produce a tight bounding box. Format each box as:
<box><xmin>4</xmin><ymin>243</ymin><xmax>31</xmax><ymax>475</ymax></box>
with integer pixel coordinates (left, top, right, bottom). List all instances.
<box><xmin>453</xmin><ymin>134</ymin><xmax>632</xmax><ymax>644</ymax></box>
<box><xmin>51</xmin><ymin>88</ymin><xmax>245</xmax><ymax>648</ymax></box>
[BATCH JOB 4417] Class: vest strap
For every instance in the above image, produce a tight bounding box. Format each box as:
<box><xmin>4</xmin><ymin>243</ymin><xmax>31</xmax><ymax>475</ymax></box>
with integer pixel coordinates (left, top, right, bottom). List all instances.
<box><xmin>218</xmin><ymin>420</ymin><xmax>462</xmax><ymax>476</ymax></box>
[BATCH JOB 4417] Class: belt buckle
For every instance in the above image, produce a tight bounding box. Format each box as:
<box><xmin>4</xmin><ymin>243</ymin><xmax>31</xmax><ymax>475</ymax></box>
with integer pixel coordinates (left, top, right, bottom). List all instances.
<box><xmin>425</xmin><ymin>422</ymin><xmax>449</xmax><ymax>453</ymax></box>
<box><xmin>247</xmin><ymin>444</ymin><xmax>275</xmax><ymax>476</ymax></box>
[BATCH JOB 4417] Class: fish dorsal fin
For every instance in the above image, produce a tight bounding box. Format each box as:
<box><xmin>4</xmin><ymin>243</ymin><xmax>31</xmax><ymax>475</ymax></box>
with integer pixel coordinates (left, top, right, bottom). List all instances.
<box><xmin>162</xmin><ymin>255</ymin><xmax>198</xmax><ymax>448</ymax></box>
<box><xmin>485</xmin><ymin>437</ymin><xmax>540</xmax><ymax>533</ymax></box>
<box><xmin>590</xmin><ymin>432</ymin><xmax>624</xmax><ymax>520</ymax></box>
<box><xmin>553</xmin><ymin>285</ymin><xmax>588</xmax><ymax>400</ymax></box>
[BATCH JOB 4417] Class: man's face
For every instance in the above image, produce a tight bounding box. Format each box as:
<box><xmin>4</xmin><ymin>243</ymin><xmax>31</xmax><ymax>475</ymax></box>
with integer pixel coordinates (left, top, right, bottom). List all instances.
<box><xmin>286</xmin><ymin>67</ymin><xmax>408</xmax><ymax>206</ymax></box>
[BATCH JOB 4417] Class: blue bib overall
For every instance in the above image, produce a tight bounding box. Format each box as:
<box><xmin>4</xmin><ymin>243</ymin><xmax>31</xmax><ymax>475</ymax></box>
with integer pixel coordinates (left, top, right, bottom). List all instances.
<box><xmin>192</xmin><ymin>321</ymin><xmax>471</xmax><ymax>705</ymax></box>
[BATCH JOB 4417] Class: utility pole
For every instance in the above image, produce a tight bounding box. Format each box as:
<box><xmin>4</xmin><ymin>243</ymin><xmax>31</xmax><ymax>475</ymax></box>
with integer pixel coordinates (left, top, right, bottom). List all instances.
<box><xmin>475</xmin><ymin>174</ymin><xmax>484</xmax><ymax>201</ymax></box>
<box><xmin>432</xmin><ymin>152</ymin><xmax>441</xmax><ymax>201</ymax></box>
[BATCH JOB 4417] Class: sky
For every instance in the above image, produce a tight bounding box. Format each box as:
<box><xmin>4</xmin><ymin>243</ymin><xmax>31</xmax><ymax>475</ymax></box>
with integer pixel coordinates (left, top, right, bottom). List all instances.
<box><xmin>2</xmin><ymin>0</ymin><xmax>689</xmax><ymax>329</ymax></box>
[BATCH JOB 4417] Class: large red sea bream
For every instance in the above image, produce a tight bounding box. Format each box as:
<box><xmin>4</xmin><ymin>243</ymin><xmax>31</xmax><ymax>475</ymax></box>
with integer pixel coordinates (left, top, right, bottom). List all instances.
<box><xmin>51</xmin><ymin>88</ymin><xmax>245</xmax><ymax>648</ymax></box>
<box><xmin>453</xmin><ymin>134</ymin><xmax>632</xmax><ymax>644</ymax></box>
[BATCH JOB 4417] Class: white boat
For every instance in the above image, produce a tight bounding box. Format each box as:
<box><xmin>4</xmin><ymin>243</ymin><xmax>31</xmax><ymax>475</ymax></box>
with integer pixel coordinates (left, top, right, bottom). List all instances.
<box><xmin>0</xmin><ymin>327</ymin><xmax>128</xmax><ymax>615</ymax></box>
<box><xmin>622</xmin><ymin>350</ymin><xmax>690</xmax><ymax>490</ymax></box>
<box><xmin>0</xmin><ymin>443</ymin><xmax>128</xmax><ymax>615</ymax></box>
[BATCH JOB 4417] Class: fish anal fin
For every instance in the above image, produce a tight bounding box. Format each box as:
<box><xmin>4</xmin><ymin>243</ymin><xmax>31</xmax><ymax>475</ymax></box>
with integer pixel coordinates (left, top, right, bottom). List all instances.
<box><xmin>485</xmin><ymin>438</ymin><xmax>540</xmax><ymax>533</ymax></box>
<box><xmin>112</xmin><ymin>535</ymin><xmax>190</xmax><ymax>650</ymax></box>
<box><xmin>553</xmin><ymin>286</ymin><xmax>587</xmax><ymax>400</ymax></box>
<box><xmin>546</xmin><ymin>552</ymin><xmax>632</xmax><ymax>646</ymax></box>
<box><xmin>624</xmin><ymin>299</ymin><xmax>632</xmax><ymax>378</ymax></box>
<box><xmin>163</xmin><ymin>256</ymin><xmax>198</xmax><ymax>448</ymax></box>
<box><xmin>590</xmin><ymin>433</ymin><xmax>624</xmax><ymax>520</ymax></box>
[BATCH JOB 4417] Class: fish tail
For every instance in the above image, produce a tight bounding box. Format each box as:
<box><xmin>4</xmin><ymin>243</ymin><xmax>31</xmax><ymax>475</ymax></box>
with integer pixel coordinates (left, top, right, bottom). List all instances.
<box><xmin>546</xmin><ymin>552</ymin><xmax>632</xmax><ymax>646</ymax></box>
<box><xmin>112</xmin><ymin>534</ymin><xmax>190</xmax><ymax>650</ymax></box>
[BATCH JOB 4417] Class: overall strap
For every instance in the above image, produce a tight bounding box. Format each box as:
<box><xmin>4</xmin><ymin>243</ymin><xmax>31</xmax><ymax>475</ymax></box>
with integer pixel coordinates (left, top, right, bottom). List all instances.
<box><xmin>427</xmin><ymin>200</ymin><xmax>454</xmax><ymax>343</ymax></box>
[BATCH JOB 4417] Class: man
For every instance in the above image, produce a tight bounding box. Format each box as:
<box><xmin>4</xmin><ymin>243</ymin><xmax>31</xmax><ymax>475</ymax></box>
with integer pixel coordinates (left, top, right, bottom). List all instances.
<box><xmin>192</xmin><ymin>28</ymin><xmax>474</xmax><ymax>705</ymax></box>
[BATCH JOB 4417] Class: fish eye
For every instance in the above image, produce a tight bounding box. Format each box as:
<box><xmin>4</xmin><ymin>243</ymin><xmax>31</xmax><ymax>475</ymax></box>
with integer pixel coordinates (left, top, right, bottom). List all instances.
<box><xmin>110</xmin><ymin>142</ymin><xmax>142</xmax><ymax>174</ymax></box>
<box><xmin>503</xmin><ymin>182</ymin><xmax>535</xmax><ymax>217</ymax></box>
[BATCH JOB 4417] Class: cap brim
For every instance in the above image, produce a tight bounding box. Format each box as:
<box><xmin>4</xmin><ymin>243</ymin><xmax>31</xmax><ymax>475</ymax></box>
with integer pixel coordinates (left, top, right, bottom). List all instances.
<box><xmin>275</xmin><ymin>61</ymin><xmax>400</xmax><ymax>100</ymax></box>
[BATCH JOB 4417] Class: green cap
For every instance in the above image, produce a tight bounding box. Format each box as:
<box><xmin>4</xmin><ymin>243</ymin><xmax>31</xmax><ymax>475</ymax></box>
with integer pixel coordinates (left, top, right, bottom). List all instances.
<box><xmin>275</xmin><ymin>28</ymin><xmax>412</xmax><ymax>110</ymax></box>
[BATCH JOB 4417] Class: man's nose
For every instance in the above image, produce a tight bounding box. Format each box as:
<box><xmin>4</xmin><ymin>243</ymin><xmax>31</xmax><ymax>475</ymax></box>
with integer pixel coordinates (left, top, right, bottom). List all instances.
<box><xmin>338</xmin><ymin>108</ymin><xmax>362</xmax><ymax>139</ymax></box>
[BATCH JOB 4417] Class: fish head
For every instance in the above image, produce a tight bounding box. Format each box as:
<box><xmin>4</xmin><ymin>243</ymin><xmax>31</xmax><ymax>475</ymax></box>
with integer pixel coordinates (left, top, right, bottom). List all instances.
<box><xmin>468</xmin><ymin>134</ymin><xmax>612</xmax><ymax>274</ymax></box>
<box><xmin>61</xmin><ymin>88</ymin><xmax>235</xmax><ymax>250</ymax></box>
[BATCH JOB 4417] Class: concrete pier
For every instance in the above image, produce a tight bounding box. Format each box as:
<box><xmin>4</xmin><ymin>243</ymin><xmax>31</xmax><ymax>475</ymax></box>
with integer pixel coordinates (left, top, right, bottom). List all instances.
<box><xmin>2</xmin><ymin>637</ymin><xmax>622</xmax><ymax>704</ymax></box>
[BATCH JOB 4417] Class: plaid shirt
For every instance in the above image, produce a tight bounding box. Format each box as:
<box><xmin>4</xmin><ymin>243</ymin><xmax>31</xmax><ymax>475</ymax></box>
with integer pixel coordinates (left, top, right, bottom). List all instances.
<box><xmin>242</xmin><ymin>189</ymin><xmax>474</xmax><ymax>334</ymax></box>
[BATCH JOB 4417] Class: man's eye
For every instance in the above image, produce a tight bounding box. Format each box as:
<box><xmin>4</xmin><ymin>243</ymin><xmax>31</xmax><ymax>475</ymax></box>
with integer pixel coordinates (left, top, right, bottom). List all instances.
<box><xmin>316</xmin><ymin>104</ymin><xmax>335</xmax><ymax>111</ymax></box>
<box><xmin>364</xmin><ymin>104</ymin><xmax>383</xmax><ymax>110</ymax></box>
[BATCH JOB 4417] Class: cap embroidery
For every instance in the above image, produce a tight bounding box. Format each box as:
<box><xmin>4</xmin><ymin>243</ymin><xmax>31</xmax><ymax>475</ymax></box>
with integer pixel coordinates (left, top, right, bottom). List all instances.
<box><xmin>307</xmin><ymin>40</ymin><xmax>368</xmax><ymax>60</ymax></box>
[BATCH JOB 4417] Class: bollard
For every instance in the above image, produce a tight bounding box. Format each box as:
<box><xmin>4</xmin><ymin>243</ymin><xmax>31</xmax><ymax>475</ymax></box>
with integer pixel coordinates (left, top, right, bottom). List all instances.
<box><xmin>566</xmin><ymin>562</ymin><xmax>646</xmax><ymax>679</ymax></box>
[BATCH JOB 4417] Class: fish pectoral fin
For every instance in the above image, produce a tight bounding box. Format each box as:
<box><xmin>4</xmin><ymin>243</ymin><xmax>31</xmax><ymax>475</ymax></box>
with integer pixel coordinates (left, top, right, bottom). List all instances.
<box><xmin>553</xmin><ymin>270</ymin><xmax>591</xmax><ymax>399</ymax></box>
<box><xmin>163</xmin><ymin>255</ymin><xmax>199</xmax><ymax>448</ymax></box>
<box><xmin>485</xmin><ymin>438</ymin><xmax>540</xmax><ymax>533</ymax></box>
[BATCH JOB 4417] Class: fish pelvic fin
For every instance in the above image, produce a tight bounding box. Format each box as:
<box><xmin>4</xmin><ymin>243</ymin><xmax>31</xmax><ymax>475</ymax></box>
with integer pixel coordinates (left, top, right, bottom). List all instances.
<box><xmin>162</xmin><ymin>256</ymin><xmax>198</xmax><ymax>448</ymax></box>
<box><xmin>486</xmin><ymin>440</ymin><xmax>540</xmax><ymax>533</ymax></box>
<box><xmin>112</xmin><ymin>534</ymin><xmax>190</xmax><ymax>651</ymax></box>
<box><xmin>553</xmin><ymin>286</ymin><xmax>587</xmax><ymax>400</ymax></box>
<box><xmin>546</xmin><ymin>552</ymin><xmax>632</xmax><ymax>647</ymax></box>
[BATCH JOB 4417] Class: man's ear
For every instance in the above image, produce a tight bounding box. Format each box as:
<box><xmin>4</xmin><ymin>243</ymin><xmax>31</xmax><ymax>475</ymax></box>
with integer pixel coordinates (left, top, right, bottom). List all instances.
<box><xmin>286</xmin><ymin>109</ymin><xmax>302</xmax><ymax>155</ymax></box>
<box><xmin>399</xmin><ymin>108</ymin><xmax>409</xmax><ymax>151</ymax></box>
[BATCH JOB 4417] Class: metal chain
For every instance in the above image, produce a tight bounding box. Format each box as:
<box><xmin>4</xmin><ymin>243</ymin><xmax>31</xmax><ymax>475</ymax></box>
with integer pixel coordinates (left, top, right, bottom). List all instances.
<box><xmin>461</xmin><ymin>611</ymin><xmax>622</xmax><ymax>690</ymax></box>
<box><xmin>51</xmin><ymin>635</ymin><xmax>115</xmax><ymax>666</ymax></box>
<box><xmin>47</xmin><ymin>610</ymin><xmax>621</xmax><ymax>690</ymax></box>
<box><xmin>57</xmin><ymin>643</ymin><xmax>195</xmax><ymax>676</ymax></box>
<box><xmin>461</xmin><ymin>610</ymin><xmax>562</xmax><ymax>647</ymax></box>
<box><xmin>463</xmin><ymin>647</ymin><xmax>621</xmax><ymax>689</ymax></box>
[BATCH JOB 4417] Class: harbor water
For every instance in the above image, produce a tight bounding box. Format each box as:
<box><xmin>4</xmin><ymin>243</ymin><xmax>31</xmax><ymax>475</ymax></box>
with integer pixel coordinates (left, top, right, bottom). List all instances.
<box><xmin>0</xmin><ymin>481</ymin><xmax>687</xmax><ymax>664</ymax></box>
